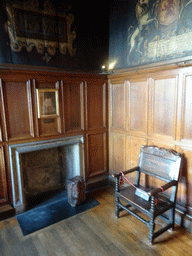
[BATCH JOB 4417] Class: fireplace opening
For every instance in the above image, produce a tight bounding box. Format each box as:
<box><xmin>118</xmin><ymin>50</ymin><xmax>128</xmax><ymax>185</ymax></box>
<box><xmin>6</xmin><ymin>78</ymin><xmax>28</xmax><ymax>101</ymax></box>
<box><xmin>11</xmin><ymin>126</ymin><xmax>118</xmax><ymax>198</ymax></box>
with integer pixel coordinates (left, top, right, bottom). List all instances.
<box><xmin>9</xmin><ymin>136</ymin><xmax>84</xmax><ymax>214</ymax></box>
<box><xmin>21</xmin><ymin>147</ymin><xmax>64</xmax><ymax>210</ymax></box>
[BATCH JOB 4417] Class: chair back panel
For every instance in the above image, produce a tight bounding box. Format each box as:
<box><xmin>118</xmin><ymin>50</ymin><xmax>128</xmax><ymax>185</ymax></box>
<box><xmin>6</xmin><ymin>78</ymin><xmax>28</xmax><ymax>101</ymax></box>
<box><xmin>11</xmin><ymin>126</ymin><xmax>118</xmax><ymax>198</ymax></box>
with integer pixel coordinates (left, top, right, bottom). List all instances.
<box><xmin>138</xmin><ymin>146</ymin><xmax>181</xmax><ymax>182</ymax></box>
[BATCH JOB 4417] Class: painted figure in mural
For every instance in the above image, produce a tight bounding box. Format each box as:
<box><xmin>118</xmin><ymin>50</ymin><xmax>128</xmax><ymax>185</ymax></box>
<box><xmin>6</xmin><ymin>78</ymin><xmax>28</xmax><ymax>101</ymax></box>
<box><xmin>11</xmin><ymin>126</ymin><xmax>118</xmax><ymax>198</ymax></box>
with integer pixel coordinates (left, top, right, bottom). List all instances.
<box><xmin>154</xmin><ymin>0</ymin><xmax>181</xmax><ymax>31</ymax></box>
<box><xmin>128</xmin><ymin>0</ymin><xmax>155</xmax><ymax>57</ymax></box>
<box><xmin>154</xmin><ymin>0</ymin><xmax>192</xmax><ymax>32</ymax></box>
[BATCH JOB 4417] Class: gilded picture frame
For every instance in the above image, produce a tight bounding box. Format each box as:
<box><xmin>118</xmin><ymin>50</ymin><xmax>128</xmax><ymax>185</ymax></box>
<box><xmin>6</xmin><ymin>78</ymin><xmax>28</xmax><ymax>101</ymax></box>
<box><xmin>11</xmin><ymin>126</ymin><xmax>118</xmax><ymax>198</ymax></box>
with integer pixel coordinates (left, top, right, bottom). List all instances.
<box><xmin>36</xmin><ymin>89</ymin><xmax>59</xmax><ymax>118</ymax></box>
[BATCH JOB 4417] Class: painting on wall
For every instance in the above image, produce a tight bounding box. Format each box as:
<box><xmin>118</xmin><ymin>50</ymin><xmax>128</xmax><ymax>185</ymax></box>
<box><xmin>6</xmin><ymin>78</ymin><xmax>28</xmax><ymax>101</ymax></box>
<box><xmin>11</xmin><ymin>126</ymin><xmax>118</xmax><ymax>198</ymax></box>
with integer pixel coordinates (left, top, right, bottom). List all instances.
<box><xmin>4</xmin><ymin>0</ymin><xmax>76</xmax><ymax>64</ymax></box>
<box><xmin>0</xmin><ymin>0</ymin><xmax>109</xmax><ymax>72</ymax></box>
<box><xmin>36</xmin><ymin>89</ymin><xmax>59</xmax><ymax>118</ymax></box>
<box><xmin>109</xmin><ymin>0</ymin><xmax>192</xmax><ymax>69</ymax></box>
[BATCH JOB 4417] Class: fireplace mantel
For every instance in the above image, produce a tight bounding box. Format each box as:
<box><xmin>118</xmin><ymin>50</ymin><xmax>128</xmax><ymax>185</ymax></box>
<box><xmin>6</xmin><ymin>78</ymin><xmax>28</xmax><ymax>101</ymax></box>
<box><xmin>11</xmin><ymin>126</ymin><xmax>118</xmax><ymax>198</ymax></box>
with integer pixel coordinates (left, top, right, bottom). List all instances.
<box><xmin>9</xmin><ymin>135</ymin><xmax>84</xmax><ymax>214</ymax></box>
<box><xmin>0</xmin><ymin>69</ymin><xmax>108</xmax><ymax>216</ymax></box>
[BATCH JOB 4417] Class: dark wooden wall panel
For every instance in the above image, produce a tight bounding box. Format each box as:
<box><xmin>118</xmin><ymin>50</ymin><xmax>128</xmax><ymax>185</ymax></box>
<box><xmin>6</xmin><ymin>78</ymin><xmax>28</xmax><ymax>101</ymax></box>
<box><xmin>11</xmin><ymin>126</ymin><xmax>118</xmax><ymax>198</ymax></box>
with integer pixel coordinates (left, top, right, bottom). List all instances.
<box><xmin>63</xmin><ymin>81</ymin><xmax>84</xmax><ymax>133</ymax></box>
<box><xmin>87</xmin><ymin>80</ymin><xmax>106</xmax><ymax>130</ymax></box>
<box><xmin>0</xmin><ymin>116</ymin><xmax>2</xmax><ymax>142</ymax></box>
<box><xmin>0</xmin><ymin>147</ymin><xmax>7</xmax><ymax>204</ymax></box>
<box><xmin>84</xmin><ymin>79</ymin><xmax>108</xmax><ymax>188</ymax></box>
<box><xmin>38</xmin><ymin>118</ymin><xmax>61</xmax><ymax>137</ymax></box>
<box><xmin>87</xmin><ymin>133</ymin><xmax>106</xmax><ymax>177</ymax></box>
<box><xmin>1</xmin><ymin>80</ymin><xmax>34</xmax><ymax>140</ymax></box>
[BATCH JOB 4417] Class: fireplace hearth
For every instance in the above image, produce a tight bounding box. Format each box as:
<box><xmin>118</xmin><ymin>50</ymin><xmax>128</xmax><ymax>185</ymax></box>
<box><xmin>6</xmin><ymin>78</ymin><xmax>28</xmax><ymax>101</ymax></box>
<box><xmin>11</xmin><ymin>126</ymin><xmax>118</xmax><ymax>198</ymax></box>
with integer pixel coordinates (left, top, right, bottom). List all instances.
<box><xmin>9</xmin><ymin>135</ymin><xmax>84</xmax><ymax>214</ymax></box>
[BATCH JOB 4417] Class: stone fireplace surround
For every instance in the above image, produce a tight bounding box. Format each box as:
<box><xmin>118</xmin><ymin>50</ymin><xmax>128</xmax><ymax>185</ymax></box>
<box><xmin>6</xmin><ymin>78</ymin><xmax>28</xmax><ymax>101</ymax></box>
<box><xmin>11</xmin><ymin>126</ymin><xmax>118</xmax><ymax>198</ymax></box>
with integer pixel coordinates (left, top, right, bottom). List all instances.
<box><xmin>9</xmin><ymin>135</ymin><xmax>84</xmax><ymax>214</ymax></box>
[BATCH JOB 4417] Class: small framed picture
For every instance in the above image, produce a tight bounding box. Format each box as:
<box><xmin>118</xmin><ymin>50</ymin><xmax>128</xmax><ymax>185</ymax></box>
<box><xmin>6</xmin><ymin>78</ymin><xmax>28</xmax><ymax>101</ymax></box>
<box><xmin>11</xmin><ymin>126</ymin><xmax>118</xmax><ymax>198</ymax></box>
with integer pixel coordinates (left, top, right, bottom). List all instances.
<box><xmin>36</xmin><ymin>89</ymin><xmax>59</xmax><ymax>118</ymax></box>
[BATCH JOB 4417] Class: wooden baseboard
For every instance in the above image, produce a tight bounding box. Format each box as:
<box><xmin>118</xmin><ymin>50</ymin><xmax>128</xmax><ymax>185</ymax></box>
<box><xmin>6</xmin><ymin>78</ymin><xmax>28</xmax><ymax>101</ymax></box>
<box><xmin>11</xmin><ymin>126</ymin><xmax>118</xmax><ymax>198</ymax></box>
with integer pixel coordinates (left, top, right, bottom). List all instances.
<box><xmin>86</xmin><ymin>176</ymin><xmax>109</xmax><ymax>192</ymax></box>
<box><xmin>0</xmin><ymin>205</ymin><xmax>15</xmax><ymax>221</ymax></box>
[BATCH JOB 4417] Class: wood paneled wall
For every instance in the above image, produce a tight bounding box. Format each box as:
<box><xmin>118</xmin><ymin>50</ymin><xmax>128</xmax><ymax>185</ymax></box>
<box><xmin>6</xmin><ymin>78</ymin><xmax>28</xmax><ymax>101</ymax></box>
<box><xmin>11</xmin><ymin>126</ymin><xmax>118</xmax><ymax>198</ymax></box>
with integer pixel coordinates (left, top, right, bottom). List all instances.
<box><xmin>0</xmin><ymin>68</ymin><xmax>108</xmax><ymax>207</ymax></box>
<box><xmin>108</xmin><ymin>64</ymin><xmax>192</xmax><ymax>231</ymax></box>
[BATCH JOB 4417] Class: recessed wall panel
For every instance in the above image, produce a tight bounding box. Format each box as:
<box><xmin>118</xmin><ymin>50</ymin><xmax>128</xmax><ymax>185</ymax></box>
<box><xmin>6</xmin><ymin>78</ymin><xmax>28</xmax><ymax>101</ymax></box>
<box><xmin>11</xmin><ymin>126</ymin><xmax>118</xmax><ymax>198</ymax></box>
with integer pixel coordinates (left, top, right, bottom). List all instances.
<box><xmin>130</xmin><ymin>81</ymin><xmax>148</xmax><ymax>135</ymax></box>
<box><xmin>3</xmin><ymin>81</ymin><xmax>34</xmax><ymax>140</ymax></box>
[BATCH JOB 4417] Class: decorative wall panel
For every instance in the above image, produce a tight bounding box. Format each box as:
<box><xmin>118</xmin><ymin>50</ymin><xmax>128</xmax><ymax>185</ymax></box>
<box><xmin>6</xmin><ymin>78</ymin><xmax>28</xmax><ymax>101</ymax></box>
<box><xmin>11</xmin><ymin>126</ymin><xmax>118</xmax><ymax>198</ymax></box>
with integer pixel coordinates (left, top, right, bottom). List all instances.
<box><xmin>1</xmin><ymin>80</ymin><xmax>34</xmax><ymax>140</ymax></box>
<box><xmin>128</xmin><ymin>136</ymin><xmax>147</xmax><ymax>185</ymax></box>
<box><xmin>110</xmin><ymin>83</ymin><xmax>127</xmax><ymax>131</ymax></box>
<box><xmin>149</xmin><ymin>77</ymin><xmax>178</xmax><ymax>141</ymax></box>
<box><xmin>181</xmin><ymin>74</ymin><xmax>192</xmax><ymax>142</ymax></box>
<box><xmin>63</xmin><ymin>81</ymin><xmax>84</xmax><ymax>133</ymax></box>
<box><xmin>129</xmin><ymin>81</ymin><xmax>148</xmax><ymax>136</ymax></box>
<box><xmin>110</xmin><ymin>132</ymin><xmax>126</xmax><ymax>172</ymax></box>
<box><xmin>87</xmin><ymin>80</ymin><xmax>106</xmax><ymax>130</ymax></box>
<box><xmin>87</xmin><ymin>132</ymin><xmax>107</xmax><ymax>178</ymax></box>
<box><xmin>129</xmin><ymin>136</ymin><xmax>147</xmax><ymax>168</ymax></box>
<box><xmin>38</xmin><ymin>118</ymin><xmax>61</xmax><ymax>137</ymax></box>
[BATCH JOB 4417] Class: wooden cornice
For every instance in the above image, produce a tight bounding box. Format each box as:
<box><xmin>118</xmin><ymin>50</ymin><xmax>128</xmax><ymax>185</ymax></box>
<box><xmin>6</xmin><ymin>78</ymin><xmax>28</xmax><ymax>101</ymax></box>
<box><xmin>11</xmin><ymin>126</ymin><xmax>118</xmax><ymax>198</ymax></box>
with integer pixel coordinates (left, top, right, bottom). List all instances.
<box><xmin>108</xmin><ymin>55</ymin><xmax>192</xmax><ymax>82</ymax></box>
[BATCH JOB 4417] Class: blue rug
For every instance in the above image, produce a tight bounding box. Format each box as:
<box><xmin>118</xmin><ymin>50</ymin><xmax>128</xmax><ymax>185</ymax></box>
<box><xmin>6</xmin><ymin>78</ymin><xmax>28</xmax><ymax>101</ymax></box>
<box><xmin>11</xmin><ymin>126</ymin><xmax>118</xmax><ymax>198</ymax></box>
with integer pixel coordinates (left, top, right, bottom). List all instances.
<box><xmin>17</xmin><ymin>191</ymin><xmax>100</xmax><ymax>236</ymax></box>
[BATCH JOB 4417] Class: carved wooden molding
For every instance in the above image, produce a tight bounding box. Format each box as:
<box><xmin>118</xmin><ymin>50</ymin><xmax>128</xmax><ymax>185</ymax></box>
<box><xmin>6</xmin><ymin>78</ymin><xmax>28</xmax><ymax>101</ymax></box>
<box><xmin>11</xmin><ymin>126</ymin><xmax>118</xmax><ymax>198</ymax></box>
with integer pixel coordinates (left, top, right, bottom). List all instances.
<box><xmin>141</xmin><ymin>145</ymin><xmax>181</xmax><ymax>159</ymax></box>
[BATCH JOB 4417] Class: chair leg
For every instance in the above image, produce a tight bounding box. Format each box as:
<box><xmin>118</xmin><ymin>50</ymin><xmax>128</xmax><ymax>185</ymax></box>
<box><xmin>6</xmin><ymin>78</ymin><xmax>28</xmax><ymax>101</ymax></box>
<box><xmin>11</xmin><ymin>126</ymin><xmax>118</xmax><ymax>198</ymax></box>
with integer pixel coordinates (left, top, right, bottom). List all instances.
<box><xmin>149</xmin><ymin>218</ymin><xmax>155</xmax><ymax>244</ymax></box>
<box><xmin>149</xmin><ymin>196</ymin><xmax>155</xmax><ymax>244</ymax></box>
<box><xmin>115</xmin><ymin>198</ymin><xmax>120</xmax><ymax>218</ymax></box>
<box><xmin>115</xmin><ymin>176</ymin><xmax>120</xmax><ymax>218</ymax></box>
<box><xmin>169</xmin><ymin>207</ymin><xmax>175</xmax><ymax>230</ymax></box>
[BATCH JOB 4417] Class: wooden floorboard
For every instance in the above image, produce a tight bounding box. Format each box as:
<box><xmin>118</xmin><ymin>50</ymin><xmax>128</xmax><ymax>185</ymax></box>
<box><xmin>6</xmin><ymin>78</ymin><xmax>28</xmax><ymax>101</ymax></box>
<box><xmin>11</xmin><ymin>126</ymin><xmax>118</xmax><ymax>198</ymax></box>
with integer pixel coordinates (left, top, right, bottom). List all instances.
<box><xmin>0</xmin><ymin>187</ymin><xmax>192</xmax><ymax>256</ymax></box>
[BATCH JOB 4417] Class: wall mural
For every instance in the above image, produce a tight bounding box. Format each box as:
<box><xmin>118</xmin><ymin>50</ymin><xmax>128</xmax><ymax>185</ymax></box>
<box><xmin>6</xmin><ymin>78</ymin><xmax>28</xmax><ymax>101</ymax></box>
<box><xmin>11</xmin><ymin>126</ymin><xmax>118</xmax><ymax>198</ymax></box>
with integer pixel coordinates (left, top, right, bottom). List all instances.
<box><xmin>4</xmin><ymin>0</ymin><xmax>76</xmax><ymax>63</ymax></box>
<box><xmin>130</xmin><ymin>0</ymin><xmax>192</xmax><ymax>66</ymax></box>
<box><xmin>110</xmin><ymin>0</ymin><xmax>192</xmax><ymax>69</ymax></box>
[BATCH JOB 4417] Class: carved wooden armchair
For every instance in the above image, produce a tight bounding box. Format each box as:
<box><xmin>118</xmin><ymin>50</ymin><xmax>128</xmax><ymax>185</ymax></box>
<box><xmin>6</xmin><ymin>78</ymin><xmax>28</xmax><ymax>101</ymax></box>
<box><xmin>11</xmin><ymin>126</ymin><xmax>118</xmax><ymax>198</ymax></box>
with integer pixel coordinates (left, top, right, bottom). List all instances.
<box><xmin>112</xmin><ymin>145</ymin><xmax>182</xmax><ymax>244</ymax></box>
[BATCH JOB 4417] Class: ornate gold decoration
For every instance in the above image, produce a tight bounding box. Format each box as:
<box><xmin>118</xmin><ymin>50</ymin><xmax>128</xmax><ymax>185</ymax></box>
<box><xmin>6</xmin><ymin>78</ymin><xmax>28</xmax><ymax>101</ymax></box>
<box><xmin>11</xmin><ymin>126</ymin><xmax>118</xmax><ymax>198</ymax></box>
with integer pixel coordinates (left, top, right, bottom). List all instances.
<box><xmin>5</xmin><ymin>0</ymin><xmax>76</xmax><ymax>62</ymax></box>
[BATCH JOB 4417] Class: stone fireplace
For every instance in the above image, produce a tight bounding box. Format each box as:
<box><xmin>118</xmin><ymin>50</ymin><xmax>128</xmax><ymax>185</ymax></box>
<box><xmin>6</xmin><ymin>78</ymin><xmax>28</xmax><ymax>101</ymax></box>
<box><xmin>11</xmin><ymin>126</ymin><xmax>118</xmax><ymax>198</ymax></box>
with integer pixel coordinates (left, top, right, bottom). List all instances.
<box><xmin>9</xmin><ymin>135</ymin><xmax>84</xmax><ymax>214</ymax></box>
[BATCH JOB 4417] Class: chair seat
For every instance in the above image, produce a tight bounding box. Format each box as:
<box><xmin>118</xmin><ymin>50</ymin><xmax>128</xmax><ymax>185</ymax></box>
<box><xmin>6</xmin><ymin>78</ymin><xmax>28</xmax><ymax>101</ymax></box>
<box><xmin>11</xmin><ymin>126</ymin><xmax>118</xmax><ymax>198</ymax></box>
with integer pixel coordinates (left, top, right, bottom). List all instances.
<box><xmin>117</xmin><ymin>185</ymin><xmax>174</xmax><ymax>217</ymax></box>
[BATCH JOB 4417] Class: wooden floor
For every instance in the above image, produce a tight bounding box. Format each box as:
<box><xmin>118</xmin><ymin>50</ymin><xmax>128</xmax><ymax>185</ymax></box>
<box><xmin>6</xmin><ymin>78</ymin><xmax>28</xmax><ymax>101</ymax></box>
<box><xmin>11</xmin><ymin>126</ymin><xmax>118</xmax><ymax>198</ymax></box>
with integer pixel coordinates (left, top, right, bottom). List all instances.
<box><xmin>0</xmin><ymin>187</ymin><xmax>192</xmax><ymax>256</ymax></box>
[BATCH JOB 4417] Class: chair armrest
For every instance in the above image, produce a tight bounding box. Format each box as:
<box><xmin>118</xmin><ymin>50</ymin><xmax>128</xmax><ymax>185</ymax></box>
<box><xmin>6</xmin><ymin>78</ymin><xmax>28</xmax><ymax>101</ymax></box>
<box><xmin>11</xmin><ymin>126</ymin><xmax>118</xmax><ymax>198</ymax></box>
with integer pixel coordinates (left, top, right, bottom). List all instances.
<box><xmin>112</xmin><ymin>166</ymin><xmax>139</xmax><ymax>178</ymax></box>
<box><xmin>148</xmin><ymin>180</ymin><xmax>177</xmax><ymax>197</ymax></box>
